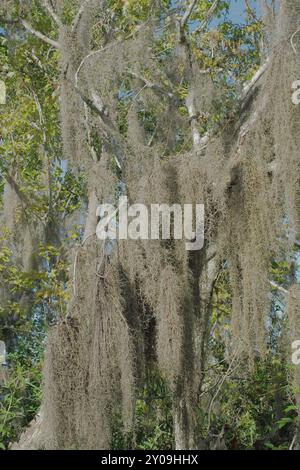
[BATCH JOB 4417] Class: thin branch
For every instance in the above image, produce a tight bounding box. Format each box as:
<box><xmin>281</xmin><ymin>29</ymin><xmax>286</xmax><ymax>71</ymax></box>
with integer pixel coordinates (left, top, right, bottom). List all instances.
<box><xmin>185</xmin><ymin>88</ymin><xmax>201</xmax><ymax>147</ymax></box>
<box><xmin>74</xmin><ymin>84</ymin><xmax>125</xmax><ymax>169</ymax></box>
<box><xmin>74</xmin><ymin>85</ymin><xmax>107</xmax><ymax>119</ymax></box>
<box><xmin>41</xmin><ymin>0</ymin><xmax>62</xmax><ymax>27</ymax></box>
<box><xmin>75</xmin><ymin>22</ymin><xmax>146</xmax><ymax>87</ymax></box>
<box><xmin>263</xmin><ymin>0</ymin><xmax>276</xmax><ymax>19</ymax></box>
<box><xmin>244</xmin><ymin>0</ymin><xmax>257</xmax><ymax>21</ymax></box>
<box><xmin>207</xmin><ymin>351</ymin><xmax>239</xmax><ymax>432</ymax></box>
<box><xmin>289</xmin><ymin>434</ymin><xmax>297</xmax><ymax>451</ymax></box>
<box><xmin>128</xmin><ymin>70</ymin><xmax>182</xmax><ymax>105</ymax></box>
<box><xmin>75</xmin><ymin>41</ymin><xmax>125</xmax><ymax>88</ymax></box>
<box><xmin>269</xmin><ymin>280</ymin><xmax>288</xmax><ymax>295</ymax></box>
<box><xmin>72</xmin><ymin>0</ymin><xmax>92</xmax><ymax>32</ymax></box>
<box><xmin>193</xmin><ymin>0</ymin><xmax>220</xmax><ymax>35</ymax></box>
<box><xmin>181</xmin><ymin>0</ymin><xmax>198</xmax><ymax>29</ymax></box>
<box><xmin>20</xmin><ymin>19</ymin><xmax>59</xmax><ymax>48</ymax></box>
<box><xmin>241</xmin><ymin>58</ymin><xmax>269</xmax><ymax>98</ymax></box>
<box><xmin>0</xmin><ymin>16</ymin><xmax>59</xmax><ymax>48</ymax></box>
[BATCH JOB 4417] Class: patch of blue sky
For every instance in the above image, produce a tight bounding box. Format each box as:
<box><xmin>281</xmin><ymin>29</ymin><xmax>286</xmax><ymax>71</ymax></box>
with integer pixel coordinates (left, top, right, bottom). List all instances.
<box><xmin>188</xmin><ymin>0</ymin><xmax>261</xmax><ymax>31</ymax></box>
<box><xmin>226</xmin><ymin>0</ymin><xmax>260</xmax><ymax>24</ymax></box>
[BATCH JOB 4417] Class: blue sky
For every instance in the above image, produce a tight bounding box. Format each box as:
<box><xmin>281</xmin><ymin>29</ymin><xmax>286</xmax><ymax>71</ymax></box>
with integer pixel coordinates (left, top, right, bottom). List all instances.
<box><xmin>186</xmin><ymin>0</ymin><xmax>261</xmax><ymax>32</ymax></box>
<box><xmin>0</xmin><ymin>1</ymin><xmax>261</xmax><ymax>37</ymax></box>
<box><xmin>0</xmin><ymin>1</ymin><xmax>261</xmax><ymax>30</ymax></box>
<box><xmin>229</xmin><ymin>0</ymin><xmax>260</xmax><ymax>23</ymax></box>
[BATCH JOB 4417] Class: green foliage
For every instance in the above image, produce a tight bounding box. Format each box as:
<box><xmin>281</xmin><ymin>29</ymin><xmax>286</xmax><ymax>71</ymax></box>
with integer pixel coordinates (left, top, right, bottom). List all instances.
<box><xmin>134</xmin><ymin>370</ymin><xmax>173</xmax><ymax>450</ymax></box>
<box><xmin>0</xmin><ymin>2</ymin><xmax>86</xmax><ymax>449</ymax></box>
<box><xmin>112</xmin><ymin>368</ymin><xmax>173</xmax><ymax>450</ymax></box>
<box><xmin>0</xmin><ymin>324</ymin><xmax>44</xmax><ymax>449</ymax></box>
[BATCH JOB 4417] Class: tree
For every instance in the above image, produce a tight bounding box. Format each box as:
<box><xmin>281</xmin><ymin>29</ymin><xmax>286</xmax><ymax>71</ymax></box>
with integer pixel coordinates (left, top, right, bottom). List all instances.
<box><xmin>1</xmin><ymin>0</ymin><xmax>300</xmax><ymax>450</ymax></box>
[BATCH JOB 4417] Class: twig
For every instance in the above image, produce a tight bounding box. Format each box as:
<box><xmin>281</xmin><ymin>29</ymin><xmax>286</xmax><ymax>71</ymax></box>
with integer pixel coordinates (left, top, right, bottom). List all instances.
<box><xmin>269</xmin><ymin>280</ymin><xmax>288</xmax><ymax>295</ymax></box>
<box><xmin>244</xmin><ymin>0</ymin><xmax>257</xmax><ymax>21</ymax></box>
<box><xmin>181</xmin><ymin>0</ymin><xmax>198</xmax><ymax>29</ymax></box>
<box><xmin>20</xmin><ymin>19</ymin><xmax>59</xmax><ymax>48</ymax></box>
<box><xmin>193</xmin><ymin>0</ymin><xmax>220</xmax><ymax>35</ymax></box>
<box><xmin>72</xmin><ymin>0</ymin><xmax>92</xmax><ymax>32</ymax></box>
<box><xmin>42</xmin><ymin>0</ymin><xmax>62</xmax><ymax>27</ymax></box>
<box><xmin>289</xmin><ymin>433</ymin><xmax>297</xmax><ymax>450</ymax></box>
<box><xmin>75</xmin><ymin>22</ymin><xmax>147</xmax><ymax>87</ymax></box>
<box><xmin>0</xmin><ymin>15</ymin><xmax>59</xmax><ymax>48</ymax></box>
<box><xmin>127</xmin><ymin>70</ymin><xmax>182</xmax><ymax>105</ymax></box>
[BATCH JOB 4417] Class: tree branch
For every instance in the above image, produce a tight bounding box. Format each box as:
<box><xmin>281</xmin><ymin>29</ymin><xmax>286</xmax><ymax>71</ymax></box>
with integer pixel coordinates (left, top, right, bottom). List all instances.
<box><xmin>241</xmin><ymin>58</ymin><xmax>269</xmax><ymax>99</ymax></box>
<box><xmin>20</xmin><ymin>19</ymin><xmax>59</xmax><ymax>48</ymax></box>
<box><xmin>244</xmin><ymin>0</ymin><xmax>257</xmax><ymax>21</ymax></box>
<box><xmin>181</xmin><ymin>0</ymin><xmax>198</xmax><ymax>29</ymax></box>
<box><xmin>193</xmin><ymin>0</ymin><xmax>221</xmax><ymax>35</ymax></box>
<box><xmin>0</xmin><ymin>16</ymin><xmax>59</xmax><ymax>48</ymax></box>
<box><xmin>74</xmin><ymin>22</ymin><xmax>146</xmax><ymax>87</ymax></box>
<box><xmin>72</xmin><ymin>0</ymin><xmax>93</xmax><ymax>32</ymax></box>
<box><xmin>5</xmin><ymin>173</ymin><xmax>30</xmax><ymax>207</ymax></box>
<box><xmin>74</xmin><ymin>85</ymin><xmax>124</xmax><ymax>169</ymax></box>
<box><xmin>41</xmin><ymin>0</ymin><xmax>62</xmax><ymax>27</ymax></box>
<box><xmin>269</xmin><ymin>280</ymin><xmax>288</xmax><ymax>295</ymax></box>
<box><xmin>127</xmin><ymin>70</ymin><xmax>182</xmax><ymax>105</ymax></box>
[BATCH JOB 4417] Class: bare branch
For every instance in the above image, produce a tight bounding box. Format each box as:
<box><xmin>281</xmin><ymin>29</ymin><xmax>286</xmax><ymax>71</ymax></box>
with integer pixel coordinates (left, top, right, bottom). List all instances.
<box><xmin>193</xmin><ymin>0</ymin><xmax>221</xmax><ymax>35</ymax></box>
<box><xmin>20</xmin><ymin>19</ymin><xmax>59</xmax><ymax>48</ymax></box>
<box><xmin>244</xmin><ymin>0</ymin><xmax>257</xmax><ymax>21</ymax></box>
<box><xmin>74</xmin><ymin>84</ymin><xmax>125</xmax><ymax>169</ymax></box>
<box><xmin>128</xmin><ymin>70</ymin><xmax>182</xmax><ymax>105</ymax></box>
<box><xmin>241</xmin><ymin>58</ymin><xmax>269</xmax><ymax>98</ymax></box>
<box><xmin>72</xmin><ymin>0</ymin><xmax>92</xmax><ymax>32</ymax></box>
<box><xmin>289</xmin><ymin>434</ymin><xmax>297</xmax><ymax>451</ymax></box>
<box><xmin>263</xmin><ymin>0</ymin><xmax>276</xmax><ymax>19</ymax></box>
<box><xmin>0</xmin><ymin>15</ymin><xmax>59</xmax><ymax>47</ymax></box>
<box><xmin>207</xmin><ymin>350</ymin><xmax>240</xmax><ymax>432</ymax></box>
<box><xmin>74</xmin><ymin>85</ymin><xmax>106</xmax><ymax>119</ymax></box>
<box><xmin>185</xmin><ymin>88</ymin><xmax>201</xmax><ymax>147</ymax></box>
<box><xmin>269</xmin><ymin>280</ymin><xmax>288</xmax><ymax>295</ymax></box>
<box><xmin>181</xmin><ymin>0</ymin><xmax>198</xmax><ymax>29</ymax></box>
<box><xmin>41</xmin><ymin>0</ymin><xmax>62</xmax><ymax>27</ymax></box>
